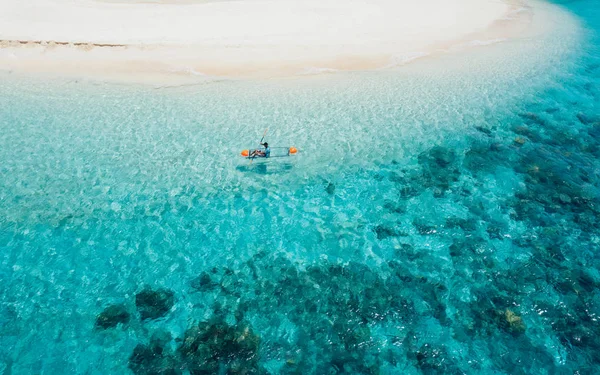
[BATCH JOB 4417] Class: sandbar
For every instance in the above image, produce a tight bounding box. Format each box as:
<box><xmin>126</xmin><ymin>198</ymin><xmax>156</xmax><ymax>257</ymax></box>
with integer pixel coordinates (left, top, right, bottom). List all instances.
<box><xmin>0</xmin><ymin>0</ymin><xmax>524</xmax><ymax>82</ymax></box>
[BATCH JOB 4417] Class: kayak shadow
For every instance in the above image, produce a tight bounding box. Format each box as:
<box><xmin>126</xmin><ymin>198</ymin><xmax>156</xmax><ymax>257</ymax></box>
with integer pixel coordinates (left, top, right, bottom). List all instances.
<box><xmin>236</xmin><ymin>161</ymin><xmax>294</xmax><ymax>175</ymax></box>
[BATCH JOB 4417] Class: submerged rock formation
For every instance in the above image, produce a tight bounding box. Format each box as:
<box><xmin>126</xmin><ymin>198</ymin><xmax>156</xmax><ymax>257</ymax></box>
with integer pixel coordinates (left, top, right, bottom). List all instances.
<box><xmin>178</xmin><ymin>319</ymin><xmax>264</xmax><ymax>374</ymax></box>
<box><xmin>95</xmin><ymin>304</ymin><xmax>130</xmax><ymax>330</ymax></box>
<box><xmin>135</xmin><ymin>287</ymin><xmax>175</xmax><ymax>321</ymax></box>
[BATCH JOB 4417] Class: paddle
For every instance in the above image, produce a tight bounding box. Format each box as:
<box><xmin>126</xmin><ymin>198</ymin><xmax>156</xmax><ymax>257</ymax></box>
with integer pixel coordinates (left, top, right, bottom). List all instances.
<box><xmin>249</xmin><ymin>128</ymin><xmax>268</xmax><ymax>164</ymax></box>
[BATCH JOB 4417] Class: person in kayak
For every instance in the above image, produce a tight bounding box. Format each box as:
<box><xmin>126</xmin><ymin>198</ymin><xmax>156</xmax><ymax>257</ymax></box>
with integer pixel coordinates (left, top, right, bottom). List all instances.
<box><xmin>250</xmin><ymin>142</ymin><xmax>270</xmax><ymax>158</ymax></box>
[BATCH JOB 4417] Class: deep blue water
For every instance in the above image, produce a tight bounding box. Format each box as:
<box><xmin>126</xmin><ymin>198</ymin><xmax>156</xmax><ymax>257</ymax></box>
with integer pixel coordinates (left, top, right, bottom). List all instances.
<box><xmin>1</xmin><ymin>1</ymin><xmax>600</xmax><ymax>374</ymax></box>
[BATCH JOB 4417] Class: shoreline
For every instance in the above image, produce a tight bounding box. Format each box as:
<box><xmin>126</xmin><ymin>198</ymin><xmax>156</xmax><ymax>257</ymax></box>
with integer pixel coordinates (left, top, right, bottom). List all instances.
<box><xmin>0</xmin><ymin>0</ymin><xmax>529</xmax><ymax>83</ymax></box>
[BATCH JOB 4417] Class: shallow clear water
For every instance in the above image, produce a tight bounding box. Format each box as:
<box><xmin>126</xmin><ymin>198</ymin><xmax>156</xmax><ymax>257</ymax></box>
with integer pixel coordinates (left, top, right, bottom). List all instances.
<box><xmin>1</xmin><ymin>1</ymin><xmax>600</xmax><ymax>374</ymax></box>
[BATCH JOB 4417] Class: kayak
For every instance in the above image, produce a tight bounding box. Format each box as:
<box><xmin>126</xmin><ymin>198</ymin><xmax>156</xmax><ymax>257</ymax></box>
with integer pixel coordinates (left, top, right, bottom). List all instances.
<box><xmin>241</xmin><ymin>147</ymin><xmax>298</xmax><ymax>159</ymax></box>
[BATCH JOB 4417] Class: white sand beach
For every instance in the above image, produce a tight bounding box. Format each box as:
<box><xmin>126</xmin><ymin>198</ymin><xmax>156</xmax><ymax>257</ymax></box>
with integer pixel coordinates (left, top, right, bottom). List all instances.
<box><xmin>0</xmin><ymin>0</ymin><xmax>525</xmax><ymax>81</ymax></box>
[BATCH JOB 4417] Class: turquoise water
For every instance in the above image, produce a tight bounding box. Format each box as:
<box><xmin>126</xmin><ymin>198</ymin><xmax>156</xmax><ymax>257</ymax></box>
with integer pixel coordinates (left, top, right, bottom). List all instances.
<box><xmin>1</xmin><ymin>1</ymin><xmax>600</xmax><ymax>374</ymax></box>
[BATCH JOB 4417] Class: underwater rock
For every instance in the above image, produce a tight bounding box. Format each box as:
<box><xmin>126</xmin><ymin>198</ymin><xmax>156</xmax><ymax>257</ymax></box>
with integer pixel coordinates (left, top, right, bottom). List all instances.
<box><xmin>577</xmin><ymin>112</ymin><xmax>598</xmax><ymax>125</ymax></box>
<box><xmin>393</xmin><ymin>243</ymin><xmax>417</xmax><ymax>259</ymax></box>
<box><xmin>574</xmin><ymin>212</ymin><xmax>600</xmax><ymax>232</ymax></box>
<box><xmin>488</xmin><ymin>333</ymin><xmax>556</xmax><ymax>372</ymax></box>
<box><xmin>128</xmin><ymin>343</ymin><xmax>180</xmax><ymax>375</ymax></box>
<box><xmin>279</xmin><ymin>358</ymin><xmax>303</xmax><ymax>375</ymax></box>
<box><xmin>463</xmin><ymin>148</ymin><xmax>489</xmax><ymax>172</ymax></box>
<box><xmin>416</xmin><ymin>146</ymin><xmax>461</xmax><ymax>191</ymax></box>
<box><xmin>383</xmin><ymin>200</ymin><xmax>406</xmax><ymax>214</ymax></box>
<box><xmin>150</xmin><ymin>329</ymin><xmax>173</xmax><ymax>354</ymax></box>
<box><xmin>465</xmin><ymin>140</ymin><xmax>513</xmax><ymax>173</ymax></box>
<box><xmin>129</xmin><ymin>344</ymin><xmax>158</xmax><ymax>374</ymax></box>
<box><xmin>557</xmin><ymin>193</ymin><xmax>572</xmax><ymax>204</ymax></box>
<box><xmin>514</xmin><ymin>137</ymin><xmax>527</xmax><ymax>146</ymax></box>
<box><xmin>412</xmin><ymin>344</ymin><xmax>458</xmax><ymax>374</ymax></box>
<box><xmin>419</xmin><ymin>146</ymin><xmax>457</xmax><ymax>168</ymax></box>
<box><xmin>513</xmin><ymin>125</ymin><xmax>532</xmax><ymax>136</ymax></box>
<box><xmin>325</xmin><ymin>351</ymin><xmax>381</xmax><ymax>375</ymax></box>
<box><xmin>461</xmin><ymin>291</ymin><xmax>525</xmax><ymax>338</ymax></box>
<box><xmin>311</xmin><ymin>261</ymin><xmax>409</xmax><ymax>323</ymax></box>
<box><xmin>573</xmin><ymin>269</ymin><xmax>600</xmax><ymax>293</ymax></box>
<box><xmin>519</xmin><ymin>112</ymin><xmax>546</xmax><ymax>126</ymax></box>
<box><xmin>95</xmin><ymin>304</ymin><xmax>130</xmax><ymax>330</ymax></box>
<box><xmin>448</xmin><ymin>240</ymin><xmax>464</xmax><ymax>258</ymax></box>
<box><xmin>359</xmin><ymin>286</ymin><xmax>396</xmax><ymax>322</ymax></box>
<box><xmin>550</xmin><ymin>306</ymin><xmax>600</xmax><ymax>361</ymax></box>
<box><xmin>547</xmin><ymin>128</ymin><xmax>581</xmax><ymax>148</ymax></box>
<box><xmin>415</xmin><ymin>279</ymin><xmax>449</xmax><ymax>324</ymax></box>
<box><xmin>474</xmin><ymin>125</ymin><xmax>493</xmax><ymax>136</ymax></box>
<box><xmin>373</xmin><ymin>225</ymin><xmax>402</xmax><ymax>240</ymax></box>
<box><xmin>412</xmin><ymin>218</ymin><xmax>438</xmax><ymax>235</ymax></box>
<box><xmin>501</xmin><ymin>309</ymin><xmax>526</xmax><ymax>335</ymax></box>
<box><xmin>486</xmin><ymin>223</ymin><xmax>505</xmax><ymax>240</ymax></box>
<box><xmin>489</xmin><ymin>142</ymin><xmax>504</xmax><ymax>154</ymax></box>
<box><xmin>179</xmin><ymin>319</ymin><xmax>263</xmax><ymax>374</ymax></box>
<box><xmin>340</xmin><ymin>325</ymin><xmax>372</xmax><ymax>351</ymax></box>
<box><xmin>585</xmin><ymin>62</ymin><xmax>600</xmax><ymax>72</ymax></box>
<box><xmin>326</xmin><ymin>182</ymin><xmax>336</xmax><ymax>195</ymax></box>
<box><xmin>432</xmin><ymin>187</ymin><xmax>444</xmax><ymax>198</ymax></box>
<box><xmin>445</xmin><ymin>217</ymin><xmax>477</xmax><ymax>232</ymax></box>
<box><xmin>388</xmin><ymin>171</ymin><xmax>405</xmax><ymax>183</ymax></box>
<box><xmin>588</xmin><ymin>122</ymin><xmax>600</xmax><ymax>140</ymax></box>
<box><xmin>512</xmin><ymin>196</ymin><xmax>550</xmax><ymax>226</ymax></box>
<box><xmin>190</xmin><ymin>272</ymin><xmax>218</xmax><ymax>292</ymax></box>
<box><xmin>512</xmin><ymin>124</ymin><xmax>542</xmax><ymax>142</ymax></box>
<box><xmin>220</xmin><ymin>269</ymin><xmax>244</xmax><ymax>296</ymax></box>
<box><xmin>399</xmin><ymin>183</ymin><xmax>421</xmax><ymax>198</ymax></box>
<box><xmin>555</xmin><ymin>268</ymin><xmax>600</xmax><ymax>295</ymax></box>
<box><xmin>135</xmin><ymin>287</ymin><xmax>175</xmax><ymax>321</ymax></box>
